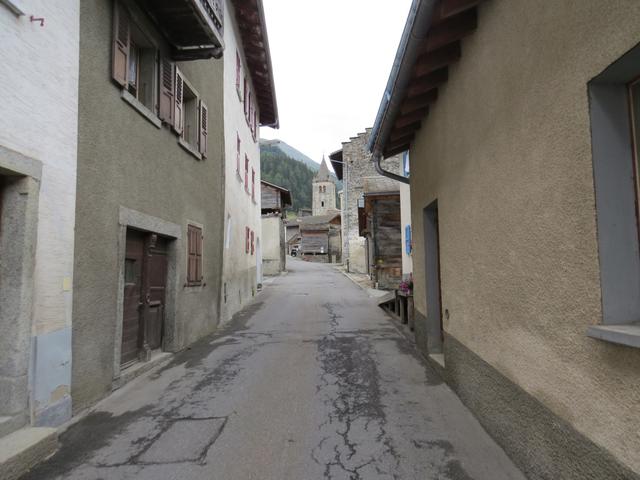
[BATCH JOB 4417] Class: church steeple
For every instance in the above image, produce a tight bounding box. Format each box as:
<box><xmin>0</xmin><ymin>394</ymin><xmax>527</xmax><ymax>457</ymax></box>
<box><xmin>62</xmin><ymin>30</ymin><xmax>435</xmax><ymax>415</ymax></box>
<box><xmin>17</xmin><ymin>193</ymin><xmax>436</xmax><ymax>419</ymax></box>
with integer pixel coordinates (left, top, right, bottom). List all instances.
<box><xmin>314</xmin><ymin>156</ymin><xmax>331</xmax><ymax>182</ymax></box>
<box><xmin>312</xmin><ymin>155</ymin><xmax>337</xmax><ymax>216</ymax></box>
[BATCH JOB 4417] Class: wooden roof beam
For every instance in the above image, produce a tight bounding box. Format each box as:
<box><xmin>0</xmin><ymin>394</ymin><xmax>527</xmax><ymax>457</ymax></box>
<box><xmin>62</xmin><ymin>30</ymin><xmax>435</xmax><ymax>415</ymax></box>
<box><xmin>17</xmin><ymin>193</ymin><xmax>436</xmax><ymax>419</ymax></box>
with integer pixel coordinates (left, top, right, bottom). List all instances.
<box><xmin>407</xmin><ymin>68</ymin><xmax>448</xmax><ymax>98</ymax></box>
<box><xmin>422</xmin><ymin>8</ymin><xmax>477</xmax><ymax>54</ymax></box>
<box><xmin>413</xmin><ymin>42</ymin><xmax>461</xmax><ymax>78</ymax></box>
<box><xmin>395</xmin><ymin>108</ymin><xmax>429</xmax><ymax>128</ymax></box>
<box><xmin>385</xmin><ymin>143</ymin><xmax>412</xmax><ymax>158</ymax></box>
<box><xmin>390</xmin><ymin>122</ymin><xmax>421</xmax><ymax>141</ymax></box>
<box><xmin>401</xmin><ymin>89</ymin><xmax>438</xmax><ymax>115</ymax></box>
<box><xmin>437</xmin><ymin>0</ymin><xmax>482</xmax><ymax>20</ymax></box>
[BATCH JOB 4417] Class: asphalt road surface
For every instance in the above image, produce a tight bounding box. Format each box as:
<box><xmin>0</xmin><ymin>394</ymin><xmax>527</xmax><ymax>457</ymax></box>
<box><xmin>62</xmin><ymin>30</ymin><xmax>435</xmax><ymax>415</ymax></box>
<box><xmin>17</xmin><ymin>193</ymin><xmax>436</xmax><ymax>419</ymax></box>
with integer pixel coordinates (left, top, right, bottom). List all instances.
<box><xmin>23</xmin><ymin>258</ymin><xmax>525</xmax><ymax>480</ymax></box>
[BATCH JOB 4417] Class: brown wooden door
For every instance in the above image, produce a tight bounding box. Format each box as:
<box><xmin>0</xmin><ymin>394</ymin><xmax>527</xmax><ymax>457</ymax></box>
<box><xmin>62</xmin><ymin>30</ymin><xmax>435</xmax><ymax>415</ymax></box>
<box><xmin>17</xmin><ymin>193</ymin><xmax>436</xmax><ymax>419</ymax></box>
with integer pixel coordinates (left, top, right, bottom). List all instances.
<box><xmin>122</xmin><ymin>230</ymin><xmax>145</xmax><ymax>366</ymax></box>
<box><xmin>143</xmin><ymin>235</ymin><xmax>168</xmax><ymax>351</ymax></box>
<box><xmin>121</xmin><ymin>230</ymin><xmax>168</xmax><ymax>366</ymax></box>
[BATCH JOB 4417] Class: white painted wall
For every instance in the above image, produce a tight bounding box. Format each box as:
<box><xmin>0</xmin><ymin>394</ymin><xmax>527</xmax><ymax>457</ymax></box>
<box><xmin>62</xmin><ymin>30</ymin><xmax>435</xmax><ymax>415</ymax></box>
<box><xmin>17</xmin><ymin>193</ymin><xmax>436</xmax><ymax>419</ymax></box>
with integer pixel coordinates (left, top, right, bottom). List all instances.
<box><xmin>221</xmin><ymin>0</ymin><xmax>262</xmax><ymax>321</ymax></box>
<box><xmin>0</xmin><ymin>0</ymin><xmax>79</xmax><ymax>426</ymax></box>
<box><xmin>400</xmin><ymin>183</ymin><xmax>413</xmax><ymax>279</ymax></box>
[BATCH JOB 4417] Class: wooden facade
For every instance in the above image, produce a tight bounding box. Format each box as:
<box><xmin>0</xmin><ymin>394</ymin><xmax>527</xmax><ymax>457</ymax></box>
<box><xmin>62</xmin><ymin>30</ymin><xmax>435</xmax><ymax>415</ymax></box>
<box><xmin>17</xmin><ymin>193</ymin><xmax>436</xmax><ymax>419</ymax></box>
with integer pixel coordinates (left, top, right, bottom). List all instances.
<box><xmin>363</xmin><ymin>193</ymin><xmax>402</xmax><ymax>289</ymax></box>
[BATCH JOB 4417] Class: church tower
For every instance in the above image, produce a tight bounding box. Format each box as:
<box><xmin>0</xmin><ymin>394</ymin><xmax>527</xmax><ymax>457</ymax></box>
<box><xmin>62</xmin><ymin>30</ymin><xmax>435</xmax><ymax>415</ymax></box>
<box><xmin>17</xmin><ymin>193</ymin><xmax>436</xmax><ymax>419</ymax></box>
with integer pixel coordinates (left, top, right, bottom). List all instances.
<box><xmin>312</xmin><ymin>156</ymin><xmax>337</xmax><ymax>216</ymax></box>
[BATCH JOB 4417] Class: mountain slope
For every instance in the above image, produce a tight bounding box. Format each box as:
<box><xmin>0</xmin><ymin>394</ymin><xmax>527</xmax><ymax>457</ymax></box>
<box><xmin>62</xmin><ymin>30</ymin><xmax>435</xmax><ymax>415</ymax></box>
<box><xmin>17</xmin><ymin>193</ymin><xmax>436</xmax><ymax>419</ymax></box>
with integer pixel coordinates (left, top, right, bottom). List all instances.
<box><xmin>261</xmin><ymin>144</ymin><xmax>315</xmax><ymax>212</ymax></box>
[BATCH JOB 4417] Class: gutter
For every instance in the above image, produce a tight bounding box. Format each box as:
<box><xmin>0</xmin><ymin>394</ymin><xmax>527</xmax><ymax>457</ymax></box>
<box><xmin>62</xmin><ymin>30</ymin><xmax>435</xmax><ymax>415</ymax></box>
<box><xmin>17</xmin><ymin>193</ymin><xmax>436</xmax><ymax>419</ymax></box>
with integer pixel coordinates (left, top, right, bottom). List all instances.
<box><xmin>367</xmin><ymin>0</ymin><xmax>437</xmax><ymax>182</ymax></box>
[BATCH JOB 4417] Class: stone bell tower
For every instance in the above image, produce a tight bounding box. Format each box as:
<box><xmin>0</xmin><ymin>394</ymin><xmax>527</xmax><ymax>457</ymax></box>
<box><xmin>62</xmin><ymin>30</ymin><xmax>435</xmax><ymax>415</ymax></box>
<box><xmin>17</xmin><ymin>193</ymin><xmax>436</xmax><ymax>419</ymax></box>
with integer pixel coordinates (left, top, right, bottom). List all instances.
<box><xmin>312</xmin><ymin>156</ymin><xmax>337</xmax><ymax>216</ymax></box>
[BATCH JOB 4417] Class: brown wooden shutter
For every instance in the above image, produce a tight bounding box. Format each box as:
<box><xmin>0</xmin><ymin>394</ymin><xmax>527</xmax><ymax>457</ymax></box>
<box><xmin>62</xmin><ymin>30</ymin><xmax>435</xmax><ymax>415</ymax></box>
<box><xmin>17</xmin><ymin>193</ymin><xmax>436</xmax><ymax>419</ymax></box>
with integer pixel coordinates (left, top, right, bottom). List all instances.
<box><xmin>187</xmin><ymin>225</ymin><xmax>203</xmax><ymax>285</ymax></box>
<box><xmin>159</xmin><ymin>58</ymin><xmax>175</xmax><ymax>125</ymax></box>
<box><xmin>174</xmin><ymin>69</ymin><xmax>184</xmax><ymax>135</ymax></box>
<box><xmin>199</xmin><ymin>100</ymin><xmax>208</xmax><ymax>158</ymax></box>
<box><xmin>112</xmin><ymin>1</ymin><xmax>130</xmax><ymax>87</ymax></box>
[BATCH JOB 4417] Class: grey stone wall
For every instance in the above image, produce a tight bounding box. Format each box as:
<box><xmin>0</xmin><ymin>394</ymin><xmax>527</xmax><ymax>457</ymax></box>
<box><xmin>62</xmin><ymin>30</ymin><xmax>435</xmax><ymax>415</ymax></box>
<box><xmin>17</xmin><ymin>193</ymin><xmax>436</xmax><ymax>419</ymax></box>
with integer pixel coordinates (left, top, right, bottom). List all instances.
<box><xmin>341</xmin><ymin>129</ymin><xmax>401</xmax><ymax>273</ymax></box>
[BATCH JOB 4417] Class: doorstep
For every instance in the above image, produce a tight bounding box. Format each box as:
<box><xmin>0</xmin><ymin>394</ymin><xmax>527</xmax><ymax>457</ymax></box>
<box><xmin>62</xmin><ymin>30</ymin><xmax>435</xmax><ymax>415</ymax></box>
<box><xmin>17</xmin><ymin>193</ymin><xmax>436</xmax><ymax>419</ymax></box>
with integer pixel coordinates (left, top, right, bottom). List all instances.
<box><xmin>113</xmin><ymin>351</ymin><xmax>173</xmax><ymax>391</ymax></box>
<box><xmin>0</xmin><ymin>427</ymin><xmax>58</xmax><ymax>480</ymax></box>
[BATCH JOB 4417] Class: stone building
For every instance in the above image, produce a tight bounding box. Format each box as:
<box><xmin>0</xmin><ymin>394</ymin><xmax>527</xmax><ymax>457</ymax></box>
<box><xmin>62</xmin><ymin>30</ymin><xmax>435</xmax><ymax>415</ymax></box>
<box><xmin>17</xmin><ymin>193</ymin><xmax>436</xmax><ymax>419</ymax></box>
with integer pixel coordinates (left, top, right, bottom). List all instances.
<box><xmin>261</xmin><ymin>180</ymin><xmax>291</xmax><ymax>276</ymax></box>
<box><xmin>312</xmin><ymin>157</ymin><xmax>338</xmax><ymax>216</ymax></box>
<box><xmin>221</xmin><ymin>0</ymin><xmax>278</xmax><ymax>321</ymax></box>
<box><xmin>369</xmin><ymin>0</ymin><xmax>640</xmax><ymax>478</ymax></box>
<box><xmin>0</xmin><ymin>0</ymin><xmax>80</xmax><ymax>461</ymax></box>
<box><xmin>72</xmin><ymin>0</ymin><xmax>227</xmax><ymax>413</ymax></box>
<box><xmin>329</xmin><ymin>130</ymin><xmax>401</xmax><ymax>274</ymax></box>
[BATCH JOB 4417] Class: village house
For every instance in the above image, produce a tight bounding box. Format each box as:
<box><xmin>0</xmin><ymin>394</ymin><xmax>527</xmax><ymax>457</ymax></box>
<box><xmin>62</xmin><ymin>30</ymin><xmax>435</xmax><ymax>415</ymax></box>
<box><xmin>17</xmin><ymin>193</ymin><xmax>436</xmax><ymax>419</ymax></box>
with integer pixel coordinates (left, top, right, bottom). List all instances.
<box><xmin>221</xmin><ymin>0</ymin><xmax>278</xmax><ymax>320</ymax></box>
<box><xmin>329</xmin><ymin>131</ymin><xmax>401</xmax><ymax>276</ymax></box>
<box><xmin>261</xmin><ymin>180</ymin><xmax>291</xmax><ymax>276</ymax></box>
<box><xmin>368</xmin><ymin>0</ymin><xmax>640</xmax><ymax>478</ymax></box>
<box><xmin>359</xmin><ymin>176</ymin><xmax>403</xmax><ymax>290</ymax></box>
<box><xmin>297</xmin><ymin>214</ymin><xmax>342</xmax><ymax>263</ymax></box>
<box><xmin>0</xmin><ymin>0</ymin><xmax>80</xmax><ymax>463</ymax></box>
<box><xmin>71</xmin><ymin>0</ymin><xmax>226</xmax><ymax>413</ymax></box>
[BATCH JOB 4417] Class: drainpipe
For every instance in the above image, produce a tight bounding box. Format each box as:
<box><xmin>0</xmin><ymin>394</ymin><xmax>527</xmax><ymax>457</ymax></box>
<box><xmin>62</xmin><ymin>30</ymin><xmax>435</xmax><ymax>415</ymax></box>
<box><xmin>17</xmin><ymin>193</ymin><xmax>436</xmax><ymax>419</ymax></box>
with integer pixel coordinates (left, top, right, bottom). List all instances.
<box><xmin>368</xmin><ymin>0</ymin><xmax>437</xmax><ymax>181</ymax></box>
<box><xmin>374</xmin><ymin>152</ymin><xmax>410</xmax><ymax>185</ymax></box>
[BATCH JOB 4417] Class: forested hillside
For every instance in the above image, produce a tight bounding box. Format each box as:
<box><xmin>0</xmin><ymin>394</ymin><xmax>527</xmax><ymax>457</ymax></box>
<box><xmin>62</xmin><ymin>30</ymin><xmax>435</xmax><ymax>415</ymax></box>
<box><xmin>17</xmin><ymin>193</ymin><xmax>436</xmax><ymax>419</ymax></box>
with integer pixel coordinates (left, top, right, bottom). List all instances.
<box><xmin>261</xmin><ymin>145</ymin><xmax>314</xmax><ymax>212</ymax></box>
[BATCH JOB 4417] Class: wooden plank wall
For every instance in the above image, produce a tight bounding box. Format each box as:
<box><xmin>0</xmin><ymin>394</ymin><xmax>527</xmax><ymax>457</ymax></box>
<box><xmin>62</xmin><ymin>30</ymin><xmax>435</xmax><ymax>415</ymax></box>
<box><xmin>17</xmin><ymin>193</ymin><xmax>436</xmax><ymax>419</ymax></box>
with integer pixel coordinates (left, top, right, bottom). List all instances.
<box><xmin>261</xmin><ymin>184</ymin><xmax>282</xmax><ymax>211</ymax></box>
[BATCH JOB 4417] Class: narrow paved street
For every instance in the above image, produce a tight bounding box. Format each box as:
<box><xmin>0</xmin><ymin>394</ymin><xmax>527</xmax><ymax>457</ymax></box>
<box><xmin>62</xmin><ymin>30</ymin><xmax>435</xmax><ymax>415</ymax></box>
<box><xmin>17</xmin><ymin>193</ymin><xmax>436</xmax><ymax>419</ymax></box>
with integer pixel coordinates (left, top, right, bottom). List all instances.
<box><xmin>24</xmin><ymin>259</ymin><xmax>524</xmax><ymax>480</ymax></box>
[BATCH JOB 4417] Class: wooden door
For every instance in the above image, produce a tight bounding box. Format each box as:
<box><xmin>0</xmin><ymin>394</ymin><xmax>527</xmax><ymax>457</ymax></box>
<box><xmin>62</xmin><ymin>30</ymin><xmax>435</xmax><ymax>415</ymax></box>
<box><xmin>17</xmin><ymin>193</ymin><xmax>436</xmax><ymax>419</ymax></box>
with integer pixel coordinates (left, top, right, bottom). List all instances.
<box><xmin>143</xmin><ymin>235</ymin><xmax>168</xmax><ymax>351</ymax></box>
<box><xmin>121</xmin><ymin>230</ymin><xmax>145</xmax><ymax>366</ymax></box>
<box><xmin>121</xmin><ymin>230</ymin><xmax>168</xmax><ymax>367</ymax></box>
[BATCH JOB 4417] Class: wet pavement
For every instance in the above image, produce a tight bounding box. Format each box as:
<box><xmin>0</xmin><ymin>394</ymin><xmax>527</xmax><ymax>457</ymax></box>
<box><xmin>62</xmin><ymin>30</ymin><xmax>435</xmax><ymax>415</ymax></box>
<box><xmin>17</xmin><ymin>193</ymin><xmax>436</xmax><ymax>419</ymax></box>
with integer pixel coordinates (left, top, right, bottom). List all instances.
<box><xmin>22</xmin><ymin>258</ymin><xmax>525</xmax><ymax>480</ymax></box>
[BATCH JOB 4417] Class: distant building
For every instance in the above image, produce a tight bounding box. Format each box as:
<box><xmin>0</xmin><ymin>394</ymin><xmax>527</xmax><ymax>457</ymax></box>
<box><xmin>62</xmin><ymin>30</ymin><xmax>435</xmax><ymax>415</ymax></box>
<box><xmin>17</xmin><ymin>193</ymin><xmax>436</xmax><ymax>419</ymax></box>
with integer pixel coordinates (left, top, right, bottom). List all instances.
<box><xmin>329</xmin><ymin>130</ymin><xmax>402</xmax><ymax>275</ymax></box>
<box><xmin>312</xmin><ymin>157</ymin><xmax>338</xmax><ymax>216</ymax></box>
<box><xmin>298</xmin><ymin>213</ymin><xmax>342</xmax><ymax>263</ymax></box>
<box><xmin>261</xmin><ymin>180</ymin><xmax>292</xmax><ymax>276</ymax></box>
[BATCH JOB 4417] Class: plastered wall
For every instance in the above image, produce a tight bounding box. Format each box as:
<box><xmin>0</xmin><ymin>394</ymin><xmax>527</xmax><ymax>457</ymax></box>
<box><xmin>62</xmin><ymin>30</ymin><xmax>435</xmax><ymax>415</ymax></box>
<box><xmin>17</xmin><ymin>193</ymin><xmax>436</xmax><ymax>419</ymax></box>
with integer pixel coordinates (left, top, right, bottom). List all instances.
<box><xmin>221</xmin><ymin>0</ymin><xmax>262</xmax><ymax>322</ymax></box>
<box><xmin>409</xmin><ymin>0</ymin><xmax>640</xmax><ymax>471</ymax></box>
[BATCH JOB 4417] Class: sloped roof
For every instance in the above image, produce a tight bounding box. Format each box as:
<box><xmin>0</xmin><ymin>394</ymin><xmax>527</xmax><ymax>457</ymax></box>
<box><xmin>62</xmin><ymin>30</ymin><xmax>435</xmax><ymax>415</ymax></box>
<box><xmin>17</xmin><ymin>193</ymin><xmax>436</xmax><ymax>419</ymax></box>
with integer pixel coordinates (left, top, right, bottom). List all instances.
<box><xmin>261</xmin><ymin>179</ymin><xmax>292</xmax><ymax>206</ymax></box>
<box><xmin>328</xmin><ymin>149</ymin><xmax>343</xmax><ymax>181</ymax></box>
<box><xmin>314</xmin><ymin>156</ymin><xmax>332</xmax><ymax>182</ymax></box>
<box><xmin>297</xmin><ymin>213</ymin><xmax>341</xmax><ymax>229</ymax></box>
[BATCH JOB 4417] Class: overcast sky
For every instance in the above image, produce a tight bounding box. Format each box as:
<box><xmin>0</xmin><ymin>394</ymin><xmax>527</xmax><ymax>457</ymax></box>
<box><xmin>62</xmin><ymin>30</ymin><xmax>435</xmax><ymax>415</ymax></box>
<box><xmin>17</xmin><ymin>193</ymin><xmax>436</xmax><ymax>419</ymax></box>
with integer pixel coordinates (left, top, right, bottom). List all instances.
<box><xmin>259</xmin><ymin>0</ymin><xmax>413</xmax><ymax>166</ymax></box>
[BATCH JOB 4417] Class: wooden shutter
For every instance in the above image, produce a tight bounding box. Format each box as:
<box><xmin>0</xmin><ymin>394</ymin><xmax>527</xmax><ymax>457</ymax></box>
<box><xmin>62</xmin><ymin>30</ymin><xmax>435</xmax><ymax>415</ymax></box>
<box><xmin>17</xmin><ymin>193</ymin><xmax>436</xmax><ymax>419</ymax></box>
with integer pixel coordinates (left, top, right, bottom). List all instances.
<box><xmin>159</xmin><ymin>58</ymin><xmax>174</xmax><ymax>125</ymax></box>
<box><xmin>199</xmin><ymin>100</ymin><xmax>208</xmax><ymax>158</ymax></box>
<box><xmin>251</xmin><ymin>168</ymin><xmax>255</xmax><ymax>200</ymax></box>
<box><xmin>174</xmin><ymin>69</ymin><xmax>184</xmax><ymax>135</ymax></box>
<box><xmin>112</xmin><ymin>1</ymin><xmax>130</xmax><ymax>87</ymax></box>
<box><xmin>245</xmin><ymin>227</ymin><xmax>250</xmax><ymax>253</ymax></box>
<box><xmin>187</xmin><ymin>225</ymin><xmax>203</xmax><ymax>285</ymax></box>
<box><xmin>251</xmin><ymin>230</ymin><xmax>255</xmax><ymax>255</ymax></box>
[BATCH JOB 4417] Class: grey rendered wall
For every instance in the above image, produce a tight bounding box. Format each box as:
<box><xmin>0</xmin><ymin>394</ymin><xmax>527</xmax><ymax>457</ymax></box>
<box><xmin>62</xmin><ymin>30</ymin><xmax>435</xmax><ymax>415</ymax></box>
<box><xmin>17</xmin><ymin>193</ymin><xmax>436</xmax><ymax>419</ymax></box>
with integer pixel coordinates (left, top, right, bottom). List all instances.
<box><xmin>72</xmin><ymin>0</ymin><xmax>225</xmax><ymax>412</ymax></box>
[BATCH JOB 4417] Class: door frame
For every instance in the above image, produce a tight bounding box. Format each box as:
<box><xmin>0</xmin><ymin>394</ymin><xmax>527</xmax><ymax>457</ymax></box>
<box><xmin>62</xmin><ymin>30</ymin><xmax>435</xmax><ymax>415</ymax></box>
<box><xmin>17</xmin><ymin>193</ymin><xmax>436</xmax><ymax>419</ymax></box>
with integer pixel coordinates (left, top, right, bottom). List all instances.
<box><xmin>424</xmin><ymin>200</ymin><xmax>444</xmax><ymax>354</ymax></box>
<box><xmin>113</xmin><ymin>207</ymin><xmax>181</xmax><ymax>380</ymax></box>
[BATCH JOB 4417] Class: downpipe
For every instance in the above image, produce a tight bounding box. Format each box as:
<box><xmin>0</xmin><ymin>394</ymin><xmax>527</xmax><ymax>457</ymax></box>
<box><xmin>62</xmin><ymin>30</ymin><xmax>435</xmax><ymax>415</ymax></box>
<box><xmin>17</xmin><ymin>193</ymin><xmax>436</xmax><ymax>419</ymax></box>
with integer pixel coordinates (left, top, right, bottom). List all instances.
<box><xmin>374</xmin><ymin>152</ymin><xmax>410</xmax><ymax>185</ymax></box>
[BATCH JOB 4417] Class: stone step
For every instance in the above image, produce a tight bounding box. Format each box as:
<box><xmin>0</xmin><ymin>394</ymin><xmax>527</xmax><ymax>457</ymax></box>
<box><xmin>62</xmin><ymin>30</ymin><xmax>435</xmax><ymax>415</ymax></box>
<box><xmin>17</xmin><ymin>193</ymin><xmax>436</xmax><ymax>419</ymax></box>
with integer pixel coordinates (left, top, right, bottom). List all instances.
<box><xmin>0</xmin><ymin>427</ymin><xmax>58</xmax><ymax>480</ymax></box>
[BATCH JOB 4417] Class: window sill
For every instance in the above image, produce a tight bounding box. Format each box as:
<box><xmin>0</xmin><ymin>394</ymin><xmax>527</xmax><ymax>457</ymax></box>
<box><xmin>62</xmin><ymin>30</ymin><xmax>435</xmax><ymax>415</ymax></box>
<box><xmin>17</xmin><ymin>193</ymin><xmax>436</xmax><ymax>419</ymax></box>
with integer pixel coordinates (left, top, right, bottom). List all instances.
<box><xmin>587</xmin><ymin>322</ymin><xmax>640</xmax><ymax>348</ymax></box>
<box><xmin>178</xmin><ymin>138</ymin><xmax>203</xmax><ymax>161</ymax></box>
<box><xmin>236</xmin><ymin>171</ymin><xmax>243</xmax><ymax>182</ymax></box>
<box><xmin>121</xmin><ymin>90</ymin><xmax>161</xmax><ymax>129</ymax></box>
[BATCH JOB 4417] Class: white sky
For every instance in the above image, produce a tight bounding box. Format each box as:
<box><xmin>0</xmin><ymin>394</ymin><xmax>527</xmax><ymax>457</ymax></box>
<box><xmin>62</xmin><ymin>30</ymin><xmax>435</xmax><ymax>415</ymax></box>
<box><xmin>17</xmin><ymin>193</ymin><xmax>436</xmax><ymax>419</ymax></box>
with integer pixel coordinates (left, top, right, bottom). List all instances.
<box><xmin>259</xmin><ymin>0</ymin><xmax>413</xmax><ymax>167</ymax></box>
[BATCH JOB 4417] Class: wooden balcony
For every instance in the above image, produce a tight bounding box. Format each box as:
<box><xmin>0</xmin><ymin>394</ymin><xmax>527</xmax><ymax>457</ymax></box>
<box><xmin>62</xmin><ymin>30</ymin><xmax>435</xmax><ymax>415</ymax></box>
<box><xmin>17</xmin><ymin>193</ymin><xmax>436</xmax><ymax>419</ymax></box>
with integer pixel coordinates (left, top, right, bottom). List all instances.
<box><xmin>136</xmin><ymin>0</ymin><xmax>225</xmax><ymax>60</ymax></box>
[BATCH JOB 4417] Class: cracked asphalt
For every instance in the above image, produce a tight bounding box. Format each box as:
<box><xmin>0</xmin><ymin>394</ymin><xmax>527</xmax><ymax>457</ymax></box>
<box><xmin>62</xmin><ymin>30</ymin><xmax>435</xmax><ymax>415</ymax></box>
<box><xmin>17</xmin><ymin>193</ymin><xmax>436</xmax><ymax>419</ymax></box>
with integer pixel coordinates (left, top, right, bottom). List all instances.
<box><xmin>22</xmin><ymin>258</ymin><xmax>525</xmax><ymax>480</ymax></box>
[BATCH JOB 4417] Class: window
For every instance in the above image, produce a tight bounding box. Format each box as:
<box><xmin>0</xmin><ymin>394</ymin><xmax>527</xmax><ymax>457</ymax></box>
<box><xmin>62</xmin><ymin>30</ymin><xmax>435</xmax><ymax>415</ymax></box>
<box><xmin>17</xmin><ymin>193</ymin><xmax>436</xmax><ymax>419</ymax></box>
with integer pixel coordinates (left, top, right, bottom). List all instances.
<box><xmin>251</xmin><ymin>168</ymin><xmax>255</xmax><ymax>200</ymax></box>
<box><xmin>245</xmin><ymin>226</ymin><xmax>250</xmax><ymax>253</ymax></box>
<box><xmin>321</xmin><ymin>201</ymin><xmax>325</xmax><ymax>207</ymax></box>
<box><xmin>244</xmin><ymin>155</ymin><xmax>250</xmax><ymax>192</ymax></box>
<box><xmin>586</xmin><ymin>47</ymin><xmax>640</xmax><ymax>348</ymax></box>
<box><xmin>175</xmin><ymin>70</ymin><xmax>208</xmax><ymax>158</ymax></box>
<box><xmin>236</xmin><ymin>134</ymin><xmax>241</xmax><ymax>174</ymax></box>
<box><xmin>251</xmin><ymin>230</ymin><xmax>255</xmax><ymax>255</ymax></box>
<box><xmin>235</xmin><ymin>50</ymin><xmax>241</xmax><ymax>93</ymax></box>
<box><xmin>112</xmin><ymin>3</ymin><xmax>158</xmax><ymax>112</ymax></box>
<box><xmin>253</xmin><ymin>109</ymin><xmax>258</xmax><ymax>141</ymax></box>
<box><xmin>243</xmin><ymin>76</ymin><xmax>248</xmax><ymax>114</ymax></box>
<box><xmin>187</xmin><ymin>224</ymin><xmax>203</xmax><ymax>286</ymax></box>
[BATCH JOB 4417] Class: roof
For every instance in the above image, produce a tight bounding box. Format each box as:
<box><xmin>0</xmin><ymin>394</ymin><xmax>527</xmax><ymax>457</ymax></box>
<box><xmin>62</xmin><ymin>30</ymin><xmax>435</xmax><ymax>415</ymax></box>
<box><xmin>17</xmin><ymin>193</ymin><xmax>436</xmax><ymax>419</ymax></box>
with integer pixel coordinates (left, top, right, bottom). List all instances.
<box><xmin>297</xmin><ymin>213</ymin><xmax>341</xmax><ymax>228</ymax></box>
<box><xmin>261</xmin><ymin>179</ymin><xmax>292</xmax><ymax>206</ymax></box>
<box><xmin>314</xmin><ymin>156</ymin><xmax>332</xmax><ymax>182</ymax></box>
<box><xmin>368</xmin><ymin>0</ymin><xmax>484</xmax><ymax>158</ymax></box>
<box><xmin>231</xmin><ymin>0</ymin><xmax>279</xmax><ymax>127</ymax></box>
<box><xmin>328</xmin><ymin>149</ymin><xmax>343</xmax><ymax>181</ymax></box>
<box><xmin>363</xmin><ymin>176</ymin><xmax>401</xmax><ymax>194</ymax></box>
